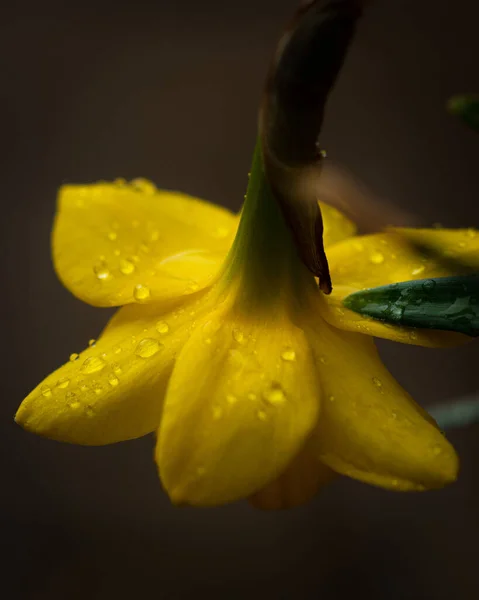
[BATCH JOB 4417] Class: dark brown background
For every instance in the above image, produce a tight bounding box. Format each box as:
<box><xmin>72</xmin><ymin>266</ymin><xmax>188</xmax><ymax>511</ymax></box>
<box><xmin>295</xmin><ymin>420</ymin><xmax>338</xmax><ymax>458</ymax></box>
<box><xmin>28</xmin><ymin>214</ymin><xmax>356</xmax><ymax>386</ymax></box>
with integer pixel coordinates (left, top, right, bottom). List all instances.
<box><xmin>2</xmin><ymin>0</ymin><xmax>479</xmax><ymax>598</ymax></box>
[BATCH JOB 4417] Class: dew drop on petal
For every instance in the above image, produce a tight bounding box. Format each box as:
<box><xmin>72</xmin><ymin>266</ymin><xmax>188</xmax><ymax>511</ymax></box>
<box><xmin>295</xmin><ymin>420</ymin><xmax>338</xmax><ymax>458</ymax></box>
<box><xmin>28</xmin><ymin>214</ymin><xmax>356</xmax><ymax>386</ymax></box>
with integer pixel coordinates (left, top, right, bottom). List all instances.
<box><xmin>280</xmin><ymin>347</ymin><xmax>296</xmax><ymax>362</ymax></box>
<box><xmin>372</xmin><ymin>377</ymin><xmax>382</xmax><ymax>389</ymax></box>
<box><xmin>328</xmin><ymin>395</ymin><xmax>335</xmax><ymax>402</ymax></box>
<box><xmin>370</xmin><ymin>252</ymin><xmax>385</xmax><ymax>265</ymax></box>
<box><xmin>88</xmin><ymin>339</ymin><xmax>96</xmax><ymax>347</ymax></box>
<box><xmin>247</xmin><ymin>392</ymin><xmax>257</xmax><ymax>401</ymax></box>
<box><xmin>263</xmin><ymin>383</ymin><xmax>287</xmax><ymax>406</ymax></box>
<box><xmin>93</xmin><ymin>261</ymin><xmax>111</xmax><ymax>281</ymax></box>
<box><xmin>66</xmin><ymin>391</ymin><xmax>80</xmax><ymax>409</ymax></box>
<box><xmin>40</xmin><ymin>384</ymin><xmax>52</xmax><ymax>398</ymax></box>
<box><xmin>467</xmin><ymin>228</ymin><xmax>477</xmax><ymax>239</ymax></box>
<box><xmin>134</xmin><ymin>284</ymin><xmax>151</xmax><ymax>302</ymax></box>
<box><xmin>319</xmin><ymin>356</ymin><xmax>328</xmax><ymax>365</ymax></box>
<box><xmin>257</xmin><ymin>409</ymin><xmax>268</xmax><ymax>421</ymax></box>
<box><xmin>111</xmin><ymin>362</ymin><xmax>122</xmax><ymax>375</ymax></box>
<box><xmin>409</xmin><ymin>330</ymin><xmax>418</xmax><ymax>341</ymax></box>
<box><xmin>431</xmin><ymin>444</ymin><xmax>443</xmax><ymax>456</ymax></box>
<box><xmin>56</xmin><ymin>377</ymin><xmax>70</xmax><ymax>389</ymax></box>
<box><xmin>108</xmin><ymin>373</ymin><xmax>119</xmax><ymax>387</ymax></box>
<box><xmin>156</xmin><ymin>321</ymin><xmax>169</xmax><ymax>334</ymax></box>
<box><xmin>112</xmin><ymin>345</ymin><xmax>122</xmax><ymax>355</ymax></box>
<box><xmin>232</xmin><ymin>329</ymin><xmax>245</xmax><ymax>344</ymax></box>
<box><xmin>81</xmin><ymin>356</ymin><xmax>106</xmax><ymax>374</ymax></box>
<box><xmin>411</xmin><ymin>265</ymin><xmax>425</xmax><ymax>276</ymax></box>
<box><xmin>135</xmin><ymin>338</ymin><xmax>161</xmax><ymax>358</ymax></box>
<box><xmin>107</xmin><ymin>231</ymin><xmax>117</xmax><ymax>241</ymax></box>
<box><xmin>119</xmin><ymin>259</ymin><xmax>135</xmax><ymax>275</ymax></box>
<box><xmin>226</xmin><ymin>394</ymin><xmax>237</xmax><ymax>405</ymax></box>
<box><xmin>69</xmin><ymin>353</ymin><xmax>79</xmax><ymax>362</ymax></box>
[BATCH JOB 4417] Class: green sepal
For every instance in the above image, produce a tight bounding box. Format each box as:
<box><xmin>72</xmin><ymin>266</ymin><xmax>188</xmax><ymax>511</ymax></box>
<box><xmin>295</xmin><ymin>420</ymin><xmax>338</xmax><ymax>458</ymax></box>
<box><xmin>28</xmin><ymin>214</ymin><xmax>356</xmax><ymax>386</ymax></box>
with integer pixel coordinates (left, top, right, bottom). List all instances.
<box><xmin>343</xmin><ymin>275</ymin><xmax>479</xmax><ymax>337</ymax></box>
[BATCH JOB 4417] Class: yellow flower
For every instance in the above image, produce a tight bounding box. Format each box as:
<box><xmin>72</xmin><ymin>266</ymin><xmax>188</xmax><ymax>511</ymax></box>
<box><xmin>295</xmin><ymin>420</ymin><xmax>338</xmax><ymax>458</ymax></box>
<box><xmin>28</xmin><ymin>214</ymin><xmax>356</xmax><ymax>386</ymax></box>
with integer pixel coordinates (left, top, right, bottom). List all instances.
<box><xmin>16</xmin><ymin>142</ymin><xmax>476</xmax><ymax>510</ymax></box>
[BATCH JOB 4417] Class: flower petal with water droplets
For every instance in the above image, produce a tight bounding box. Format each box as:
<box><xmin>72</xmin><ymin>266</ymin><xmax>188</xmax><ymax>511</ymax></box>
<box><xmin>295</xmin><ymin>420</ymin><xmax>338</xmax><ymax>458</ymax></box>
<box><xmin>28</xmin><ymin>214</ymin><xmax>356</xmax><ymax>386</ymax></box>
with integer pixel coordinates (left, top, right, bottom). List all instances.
<box><xmin>304</xmin><ymin>313</ymin><xmax>459</xmax><ymax>491</ymax></box>
<box><xmin>16</xmin><ymin>292</ymin><xmax>213</xmax><ymax>445</ymax></box>
<box><xmin>53</xmin><ymin>181</ymin><xmax>238</xmax><ymax>307</ymax></box>
<box><xmin>156</xmin><ymin>305</ymin><xmax>321</xmax><ymax>506</ymax></box>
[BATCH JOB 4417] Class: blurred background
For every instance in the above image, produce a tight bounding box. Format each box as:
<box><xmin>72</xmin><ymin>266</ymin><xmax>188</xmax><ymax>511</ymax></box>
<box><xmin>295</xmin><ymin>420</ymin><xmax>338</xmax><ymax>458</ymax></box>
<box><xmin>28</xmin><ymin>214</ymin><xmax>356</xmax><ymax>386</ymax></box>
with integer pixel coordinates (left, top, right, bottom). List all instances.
<box><xmin>2</xmin><ymin>0</ymin><xmax>479</xmax><ymax>598</ymax></box>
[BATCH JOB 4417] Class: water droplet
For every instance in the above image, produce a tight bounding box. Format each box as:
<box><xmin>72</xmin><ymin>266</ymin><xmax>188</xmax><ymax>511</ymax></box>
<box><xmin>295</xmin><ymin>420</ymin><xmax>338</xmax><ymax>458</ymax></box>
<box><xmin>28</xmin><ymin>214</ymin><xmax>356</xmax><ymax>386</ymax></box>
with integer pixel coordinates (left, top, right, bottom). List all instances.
<box><xmin>204</xmin><ymin>337</ymin><xmax>212</xmax><ymax>345</ymax></box>
<box><xmin>107</xmin><ymin>231</ymin><xmax>117</xmax><ymax>241</ymax></box>
<box><xmin>149</xmin><ymin>230</ymin><xmax>160</xmax><ymax>242</ymax></box>
<box><xmin>328</xmin><ymin>395</ymin><xmax>335</xmax><ymax>402</ymax></box>
<box><xmin>78</xmin><ymin>380</ymin><xmax>88</xmax><ymax>392</ymax></box>
<box><xmin>280</xmin><ymin>347</ymin><xmax>296</xmax><ymax>362</ymax></box>
<box><xmin>226</xmin><ymin>394</ymin><xmax>237</xmax><ymax>405</ymax></box>
<box><xmin>232</xmin><ymin>329</ymin><xmax>245</xmax><ymax>344</ymax></box>
<box><xmin>409</xmin><ymin>330</ymin><xmax>418</xmax><ymax>341</ymax></box>
<box><xmin>119</xmin><ymin>259</ymin><xmax>135</xmax><ymax>275</ymax></box>
<box><xmin>422</xmin><ymin>279</ymin><xmax>436</xmax><ymax>291</ymax></box>
<box><xmin>186</xmin><ymin>281</ymin><xmax>199</xmax><ymax>293</ymax></box>
<box><xmin>391</xmin><ymin>479</ymin><xmax>399</xmax><ymax>488</ymax></box>
<box><xmin>196</xmin><ymin>467</ymin><xmax>206</xmax><ymax>476</ymax></box>
<box><xmin>319</xmin><ymin>356</ymin><xmax>328</xmax><ymax>365</ymax></box>
<box><xmin>113</xmin><ymin>249</ymin><xmax>121</xmax><ymax>257</ymax></box>
<box><xmin>247</xmin><ymin>392</ymin><xmax>257</xmax><ymax>401</ymax></box>
<box><xmin>111</xmin><ymin>362</ymin><xmax>122</xmax><ymax>375</ymax></box>
<box><xmin>135</xmin><ymin>338</ymin><xmax>161</xmax><ymax>358</ymax></box>
<box><xmin>88</xmin><ymin>339</ymin><xmax>96</xmax><ymax>347</ymax></box>
<box><xmin>69</xmin><ymin>353</ymin><xmax>79</xmax><ymax>362</ymax></box>
<box><xmin>131</xmin><ymin>178</ymin><xmax>156</xmax><ymax>194</ymax></box>
<box><xmin>257</xmin><ymin>410</ymin><xmax>268</xmax><ymax>421</ymax></box>
<box><xmin>320</xmin><ymin>149</ymin><xmax>328</xmax><ymax>158</ymax></box>
<box><xmin>134</xmin><ymin>284</ymin><xmax>151</xmax><ymax>302</ymax></box>
<box><xmin>263</xmin><ymin>383</ymin><xmax>287</xmax><ymax>406</ymax></box>
<box><xmin>466</xmin><ymin>228</ymin><xmax>476</xmax><ymax>238</ymax></box>
<box><xmin>372</xmin><ymin>377</ymin><xmax>382</xmax><ymax>388</ymax></box>
<box><xmin>93</xmin><ymin>261</ymin><xmax>111</xmax><ymax>281</ymax></box>
<box><xmin>81</xmin><ymin>356</ymin><xmax>106</xmax><ymax>374</ymax></box>
<box><xmin>86</xmin><ymin>404</ymin><xmax>95</xmax><ymax>417</ymax></box>
<box><xmin>92</xmin><ymin>382</ymin><xmax>103</xmax><ymax>395</ymax></box>
<box><xmin>139</xmin><ymin>243</ymin><xmax>150</xmax><ymax>254</ymax></box>
<box><xmin>458</xmin><ymin>241</ymin><xmax>466</xmax><ymax>248</ymax></box>
<box><xmin>154</xmin><ymin>321</ymin><xmax>169</xmax><ymax>335</ymax></box>
<box><xmin>370</xmin><ymin>252</ymin><xmax>385</xmax><ymax>265</ymax></box>
<box><xmin>212</xmin><ymin>406</ymin><xmax>223</xmax><ymax>420</ymax></box>
<box><xmin>112</xmin><ymin>346</ymin><xmax>122</xmax><ymax>355</ymax></box>
<box><xmin>336</xmin><ymin>307</ymin><xmax>345</xmax><ymax>316</ymax></box>
<box><xmin>66</xmin><ymin>391</ymin><xmax>80</xmax><ymax>409</ymax></box>
<box><xmin>108</xmin><ymin>373</ymin><xmax>119</xmax><ymax>387</ymax></box>
<box><xmin>411</xmin><ymin>265</ymin><xmax>425</xmax><ymax>276</ymax></box>
<box><xmin>431</xmin><ymin>444</ymin><xmax>442</xmax><ymax>456</ymax></box>
<box><xmin>56</xmin><ymin>377</ymin><xmax>70</xmax><ymax>389</ymax></box>
<box><xmin>40</xmin><ymin>384</ymin><xmax>52</xmax><ymax>398</ymax></box>
<box><xmin>391</xmin><ymin>411</ymin><xmax>397</xmax><ymax>419</ymax></box>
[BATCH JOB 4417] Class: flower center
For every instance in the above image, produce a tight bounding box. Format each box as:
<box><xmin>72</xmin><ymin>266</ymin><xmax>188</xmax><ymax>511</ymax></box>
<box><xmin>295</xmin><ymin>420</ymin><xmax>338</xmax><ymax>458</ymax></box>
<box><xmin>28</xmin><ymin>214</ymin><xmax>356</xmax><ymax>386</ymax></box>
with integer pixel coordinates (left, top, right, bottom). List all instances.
<box><xmin>217</xmin><ymin>140</ymin><xmax>317</xmax><ymax>313</ymax></box>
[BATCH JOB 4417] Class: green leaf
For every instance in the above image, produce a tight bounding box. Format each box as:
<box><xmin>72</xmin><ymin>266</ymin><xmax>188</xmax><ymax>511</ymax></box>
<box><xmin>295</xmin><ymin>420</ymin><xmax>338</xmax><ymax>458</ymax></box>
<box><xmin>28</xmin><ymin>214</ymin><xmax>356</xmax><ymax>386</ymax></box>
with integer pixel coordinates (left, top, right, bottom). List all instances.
<box><xmin>343</xmin><ymin>275</ymin><xmax>479</xmax><ymax>337</ymax></box>
<box><xmin>447</xmin><ymin>95</ymin><xmax>479</xmax><ymax>133</ymax></box>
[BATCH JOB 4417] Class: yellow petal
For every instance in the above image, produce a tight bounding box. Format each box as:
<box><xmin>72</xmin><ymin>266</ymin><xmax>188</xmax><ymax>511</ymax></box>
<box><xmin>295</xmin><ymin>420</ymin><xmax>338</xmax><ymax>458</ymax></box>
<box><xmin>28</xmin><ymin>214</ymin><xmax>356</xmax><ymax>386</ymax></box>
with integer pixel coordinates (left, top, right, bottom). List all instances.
<box><xmin>305</xmin><ymin>314</ymin><xmax>458</xmax><ymax>491</ymax></box>
<box><xmin>248</xmin><ymin>446</ymin><xmax>336</xmax><ymax>510</ymax></box>
<box><xmin>16</xmin><ymin>291</ymin><xmax>213</xmax><ymax>445</ymax></box>
<box><xmin>53</xmin><ymin>180</ymin><xmax>238</xmax><ymax>307</ymax></box>
<box><xmin>156</xmin><ymin>305</ymin><xmax>321</xmax><ymax>506</ymax></box>
<box><xmin>319</xmin><ymin>201</ymin><xmax>357</xmax><ymax>249</ymax></box>
<box><xmin>324</xmin><ymin>228</ymin><xmax>478</xmax><ymax>346</ymax></box>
